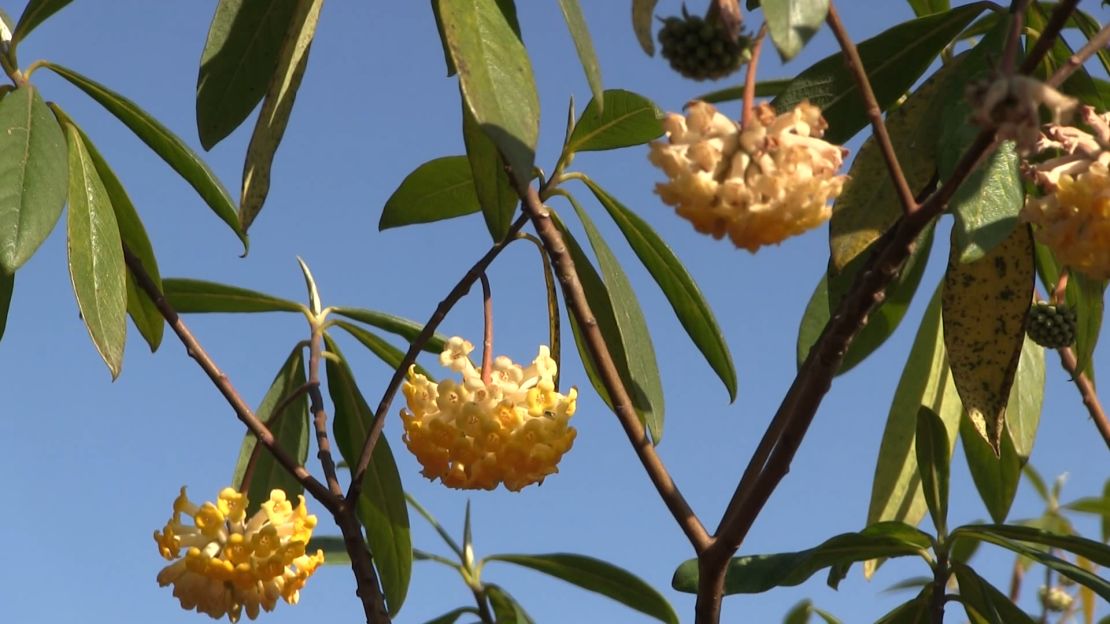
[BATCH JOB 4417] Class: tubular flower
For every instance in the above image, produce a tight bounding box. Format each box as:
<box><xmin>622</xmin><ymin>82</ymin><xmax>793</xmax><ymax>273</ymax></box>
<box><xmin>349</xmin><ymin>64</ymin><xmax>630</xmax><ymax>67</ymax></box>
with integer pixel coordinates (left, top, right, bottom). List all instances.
<box><xmin>1021</xmin><ymin>105</ymin><xmax>1110</xmax><ymax>279</ymax></box>
<box><xmin>153</xmin><ymin>487</ymin><xmax>324</xmax><ymax>622</ymax></box>
<box><xmin>648</xmin><ymin>100</ymin><xmax>847</xmax><ymax>252</ymax></box>
<box><xmin>401</xmin><ymin>337</ymin><xmax>577</xmax><ymax>491</ymax></box>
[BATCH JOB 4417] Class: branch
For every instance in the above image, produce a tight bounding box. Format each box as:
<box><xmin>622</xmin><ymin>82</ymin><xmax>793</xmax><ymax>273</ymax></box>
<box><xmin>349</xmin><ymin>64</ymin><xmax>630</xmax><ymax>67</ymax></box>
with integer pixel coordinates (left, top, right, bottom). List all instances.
<box><xmin>1056</xmin><ymin>345</ymin><xmax>1110</xmax><ymax>450</ymax></box>
<box><xmin>121</xmin><ymin>245</ymin><xmax>336</xmax><ymax>509</ymax></box>
<box><xmin>1046</xmin><ymin>20</ymin><xmax>1110</xmax><ymax>89</ymax></box>
<box><xmin>346</xmin><ymin>213</ymin><xmax>531</xmax><ymax>505</ymax></box>
<box><xmin>825</xmin><ymin>2</ymin><xmax>917</xmax><ymax>215</ymax></box>
<box><xmin>517</xmin><ymin>184</ymin><xmax>712</xmax><ymax>553</ymax></box>
<box><xmin>1020</xmin><ymin>0</ymin><xmax>1079</xmax><ymax>76</ymax></box>
<box><xmin>308</xmin><ymin>324</ymin><xmax>344</xmax><ymax>497</ymax></box>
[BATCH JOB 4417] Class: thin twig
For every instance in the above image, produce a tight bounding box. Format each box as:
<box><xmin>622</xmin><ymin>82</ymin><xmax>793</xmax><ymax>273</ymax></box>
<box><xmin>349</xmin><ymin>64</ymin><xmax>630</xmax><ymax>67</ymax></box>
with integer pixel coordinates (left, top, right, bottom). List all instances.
<box><xmin>826</xmin><ymin>2</ymin><xmax>917</xmax><ymax>215</ymax></box>
<box><xmin>1020</xmin><ymin>0</ymin><xmax>1079</xmax><ymax>75</ymax></box>
<box><xmin>516</xmin><ymin>233</ymin><xmax>561</xmax><ymax>390</ymax></box>
<box><xmin>516</xmin><ymin>184</ymin><xmax>711</xmax><ymax>553</ymax></box>
<box><xmin>121</xmin><ymin>245</ymin><xmax>335</xmax><ymax>509</ymax></box>
<box><xmin>1000</xmin><ymin>0</ymin><xmax>1030</xmax><ymax>75</ymax></box>
<box><xmin>1046</xmin><ymin>21</ymin><xmax>1110</xmax><ymax>89</ymax></box>
<box><xmin>741</xmin><ymin>24</ymin><xmax>767</xmax><ymax>128</ymax></box>
<box><xmin>471</xmin><ymin>586</ymin><xmax>495</xmax><ymax>624</ymax></box>
<box><xmin>480</xmin><ymin>272</ymin><xmax>493</xmax><ymax>385</ymax></box>
<box><xmin>308</xmin><ymin>324</ymin><xmax>344</xmax><ymax>498</ymax></box>
<box><xmin>346</xmin><ymin>214</ymin><xmax>531</xmax><ymax>505</ymax></box>
<box><xmin>1056</xmin><ymin>345</ymin><xmax>1110</xmax><ymax>450</ymax></box>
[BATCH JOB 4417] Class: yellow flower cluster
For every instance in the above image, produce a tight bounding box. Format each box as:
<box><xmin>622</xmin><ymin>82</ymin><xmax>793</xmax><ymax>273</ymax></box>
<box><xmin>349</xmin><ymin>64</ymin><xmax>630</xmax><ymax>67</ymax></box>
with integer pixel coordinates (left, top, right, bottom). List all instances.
<box><xmin>401</xmin><ymin>337</ymin><xmax>577</xmax><ymax>491</ymax></box>
<box><xmin>154</xmin><ymin>487</ymin><xmax>324</xmax><ymax>622</ymax></box>
<box><xmin>648</xmin><ymin>100</ymin><xmax>847</xmax><ymax>251</ymax></box>
<box><xmin>1022</xmin><ymin>106</ymin><xmax>1110</xmax><ymax>279</ymax></box>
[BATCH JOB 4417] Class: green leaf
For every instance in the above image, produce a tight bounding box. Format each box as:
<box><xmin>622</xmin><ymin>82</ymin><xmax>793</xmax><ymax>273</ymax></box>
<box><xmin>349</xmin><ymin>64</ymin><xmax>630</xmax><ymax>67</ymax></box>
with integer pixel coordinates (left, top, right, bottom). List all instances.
<box><xmin>406</xmin><ymin>493</ymin><xmax>465</xmax><ymax>560</ymax></box>
<box><xmin>379</xmin><ymin>156</ymin><xmax>482</xmax><ymax>230</ymax></box>
<box><xmin>486</xmin><ymin>553</ymin><xmax>678</xmax><ymax>624</ymax></box>
<box><xmin>672</xmin><ymin>522</ymin><xmax>932</xmax><ymax>594</ymax></box>
<box><xmin>556</xmin><ymin>0</ymin><xmax>603</xmax><ymax>112</ymax></box>
<box><xmin>324</xmin><ymin>336</ymin><xmax>412</xmax><ymax>615</ymax></box>
<box><xmin>331</xmin><ymin>306</ymin><xmax>447</xmax><ymax>354</ymax></box>
<box><xmin>961</xmin><ymin>416</ymin><xmax>1021</xmax><ymax>523</ymax></box>
<box><xmin>51</xmin><ymin>105</ymin><xmax>164</xmax><ymax>351</ymax></box>
<box><xmin>0</xmin><ymin>270</ymin><xmax>11</xmax><ymax>342</ymax></box>
<box><xmin>163</xmin><ymin>278</ymin><xmax>304</xmax><ymax>313</ymax></box>
<box><xmin>565</xmin><ymin>90</ymin><xmax>663</xmax><ymax>154</ymax></box>
<box><xmin>580</xmin><ymin>177</ymin><xmax>735</xmax><ymax>401</ymax></box>
<box><xmin>485</xmin><ymin>584</ymin><xmax>534</xmax><ymax>624</ymax></box>
<box><xmin>1023</xmin><ymin>463</ymin><xmax>1050</xmax><ymax>503</ymax></box>
<box><xmin>1064</xmin><ymin>495</ymin><xmax>1110</xmax><ymax>543</ymax></box>
<box><xmin>437</xmin><ymin>0</ymin><xmax>539</xmax><ymax>186</ymax></box>
<box><xmin>1071</xmin><ymin>271</ymin><xmax>1105</xmax><ymax>378</ymax></box>
<box><xmin>864</xmin><ymin>285</ymin><xmax>961</xmax><ymax>578</ymax></box>
<box><xmin>231</xmin><ymin>346</ymin><xmax>309</xmax><ymax>512</ymax></box>
<box><xmin>10</xmin><ymin>0</ymin><xmax>71</xmax><ymax>47</ymax></box>
<box><xmin>63</xmin><ymin>122</ymin><xmax>127</xmax><ymax>379</ymax></box>
<box><xmin>240</xmin><ymin>0</ymin><xmax>322</xmax><ymax>232</ymax></box>
<box><xmin>874</xmin><ymin>587</ymin><xmax>932</xmax><ymax>623</ymax></box>
<box><xmin>915</xmin><ymin>406</ymin><xmax>950</xmax><ymax>536</ymax></box>
<box><xmin>908</xmin><ymin>0</ymin><xmax>950</xmax><ymax>16</ymax></box>
<box><xmin>462</xmin><ymin>101</ymin><xmax>517</xmax><ymax>242</ymax></box>
<box><xmin>556</xmin><ymin>199</ymin><xmax>665</xmax><ymax>442</ymax></box>
<box><xmin>771</xmin><ymin>2</ymin><xmax>990</xmax><ymax>144</ymax></box>
<box><xmin>947</xmin><ymin>141</ymin><xmax>1022</xmax><ymax>263</ymax></box>
<box><xmin>942</xmin><ymin>224</ymin><xmax>1034</xmax><ymax>453</ymax></box>
<box><xmin>306</xmin><ymin>535</ymin><xmax>351</xmax><ymax>564</ymax></box>
<box><xmin>196</xmin><ymin>0</ymin><xmax>299</xmax><ymax>149</ymax></box>
<box><xmin>422</xmin><ymin>607</ymin><xmax>481</xmax><ymax>624</ymax></box>
<box><xmin>631</xmin><ymin>0</ymin><xmax>659</xmax><ymax>55</ymax></box>
<box><xmin>334</xmin><ymin>321</ymin><xmax>434</xmax><ymax>379</ymax></box>
<box><xmin>1005</xmin><ymin>335</ymin><xmax>1044</xmax><ymax>461</ymax></box>
<box><xmin>763</xmin><ymin>0</ymin><xmax>829</xmax><ymax>61</ymax></box>
<box><xmin>0</xmin><ymin>85</ymin><xmax>68</xmax><ymax>272</ymax></box>
<box><xmin>951</xmin><ymin>527</ymin><xmax>1110</xmax><ymax>601</ymax></box>
<box><xmin>43</xmin><ymin>63</ymin><xmax>246</xmax><ymax>251</ymax></box>
<box><xmin>694</xmin><ymin>79</ymin><xmax>793</xmax><ymax>104</ymax></box>
<box><xmin>952</xmin><ymin>562</ymin><xmax>1035</xmax><ymax>624</ymax></box>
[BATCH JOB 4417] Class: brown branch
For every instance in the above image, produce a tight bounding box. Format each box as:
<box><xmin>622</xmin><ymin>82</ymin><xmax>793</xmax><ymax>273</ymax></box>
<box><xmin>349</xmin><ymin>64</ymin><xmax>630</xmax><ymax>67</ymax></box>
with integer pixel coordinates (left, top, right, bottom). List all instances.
<box><xmin>826</xmin><ymin>2</ymin><xmax>917</xmax><ymax>215</ymax></box>
<box><xmin>335</xmin><ymin>501</ymin><xmax>392</xmax><ymax>623</ymax></box>
<box><xmin>741</xmin><ymin>24</ymin><xmax>767</xmax><ymax>128</ymax></box>
<box><xmin>308</xmin><ymin>325</ymin><xmax>344</xmax><ymax>498</ymax></box>
<box><xmin>1046</xmin><ymin>20</ymin><xmax>1110</xmax><ymax>89</ymax></box>
<box><xmin>346</xmin><ymin>213</ymin><xmax>531</xmax><ymax>505</ymax></box>
<box><xmin>1000</xmin><ymin>0</ymin><xmax>1030</xmax><ymax>75</ymax></box>
<box><xmin>517</xmin><ymin>184</ymin><xmax>712</xmax><ymax>553</ymax></box>
<box><xmin>121</xmin><ymin>244</ymin><xmax>335</xmax><ymax>509</ymax></box>
<box><xmin>480</xmin><ymin>272</ymin><xmax>493</xmax><ymax>385</ymax></box>
<box><xmin>1020</xmin><ymin>0</ymin><xmax>1079</xmax><ymax>75</ymax></box>
<box><xmin>1056</xmin><ymin>346</ymin><xmax>1110</xmax><ymax>450</ymax></box>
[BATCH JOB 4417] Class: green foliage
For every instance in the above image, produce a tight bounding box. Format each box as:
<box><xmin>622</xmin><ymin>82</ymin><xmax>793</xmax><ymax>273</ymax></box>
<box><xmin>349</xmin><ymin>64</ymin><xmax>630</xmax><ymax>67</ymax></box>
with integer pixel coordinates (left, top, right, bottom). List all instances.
<box><xmin>906</xmin><ymin>0</ymin><xmax>950</xmax><ymax>17</ymax></box>
<box><xmin>10</xmin><ymin>0</ymin><xmax>71</xmax><ymax>48</ymax></box>
<box><xmin>422</xmin><ymin>606</ymin><xmax>481</xmax><ymax>624</ymax></box>
<box><xmin>462</xmin><ymin>101</ymin><xmax>518</xmax><ymax>241</ymax></box>
<box><xmin>873</xmin><ymin>586</ymin><xmax>931</xmax><ymax>623</ymax></box>
<box><xmin>330</xmin><ymin>306</ymin><xmax>448</xmax><ymax>353</ymax></box>
<box><xmin>231</xmin><ymin>346</ymin><xmax>309</xmax><ymax>513</ymax></box>
<box><xmin>63</xmin><ymin>121</ymin><xmax>127</xmax><ymax>378</ymax></box>
<box><xmin>44</xmin><ymin>63</ymin><xmax>247</xmax><ymax>251</ymax></box>
<box><xmin>0</xmin><ymin>85</ymin><xmax>67</xmax><ymax>272</ymax></box>
<box><xmin>914</xmin><ymin>407</ymin><xmax>950</xmax><ymax>537</ymax></box>
<box><xmin>485</xmin><ymin>584</ymin><xmax>534</xmax><ymax>623</ymax></box>
<box><xmin>555</xmin><ymin>0</ymin><xmax>602</xmax><ymax>111</ymax></box>
<box><xmin>631</xmin><ymin>0</ymin><xmax>659</xmax><ymax>56</ymax></box>
<box><xmin>379</xmin><ymin>156</ymin><xmax>482</xmax><ymax>230</ymax></box>
<box><xmin>163</xmin><ymin>278</ymin><xmax>305</xmax><ymax>313</ymax></box>
<box><xmin>486</xmin><ymin>554</ymin><xmax>679</xmax><ymax>624</ymax></box>
<box><xmin>333</xmin><ymin>321</ymin><xmax>434</xmax><ymax>380</ymax></box>
<box><xmin>782</xmin><ymin>599</ymin><xmax>842</xmax><ymax>624</ymax></box>
<box><xmin>564</xmin><ymin>90</ymin><xmax>663</xmax><ymax>154</ymax></box>
<box><xmin>762</xmin><ymin>0</ymin><xmax>828</xmax><ymax>62</ymax></box>
<box><xmin>961</xmin><ymin>417</ymin><xmax>1022</xmax><ymax>523</ymax></box>
<box><xmin>951</xmin><ymin>562</ymin><xmax>1035</xmax><ymax>624</ymax></box>
<box><xmin>0</xmin><ymin>270</ymin><xmax>11</xmax><ymax>342</ymax></box>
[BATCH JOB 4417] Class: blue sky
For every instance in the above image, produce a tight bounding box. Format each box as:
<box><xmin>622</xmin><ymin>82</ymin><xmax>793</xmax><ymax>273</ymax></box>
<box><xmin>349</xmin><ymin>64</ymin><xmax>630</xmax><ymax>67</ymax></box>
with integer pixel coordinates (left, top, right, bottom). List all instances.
<box><xmin>1</xmin><ymin>1</ymin><xmax>1108</xmax><ymax>622</ymax></box>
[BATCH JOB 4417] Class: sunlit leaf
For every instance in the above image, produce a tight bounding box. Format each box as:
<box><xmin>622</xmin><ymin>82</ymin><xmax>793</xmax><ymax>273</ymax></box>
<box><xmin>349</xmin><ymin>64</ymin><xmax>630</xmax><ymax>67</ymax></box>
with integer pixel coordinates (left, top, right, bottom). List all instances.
<box><xmin>437</xmin><ymin>0</ymin><xmax>539</xmax><ymax>186</ymax></box>
<box><xmin>0</xmin><ymin>85</ymin><xmax>67</xmax><ymax>272</ymax></box>
<box><xmin>487</xmin><ymin>553</ymin><xmax>678</xmax><ymax>624</ymax></box>
<box><xmin>557</xmin><ymin>200</ymin><xmax>665</xmax><ymax>442</ymax></box>
<box><xmin>565</xmin><ymin>90</ymin><xmax>663</xmax><ymax>154</ymax></box>
<box><xmin>908</xmin><ymin>0</ymin><xmax>950</xmax><ymax>16</ymax></box>
<box><xmin>163</xmin><ymin>278</ymin><xmax>304</xmax><ymax>313</ymax></box>
<box><xmin>1071</xmin><ymin>271</ymin><xmax>1105</xmax><ymax>378</ymax></box>
<box><xmin>324</xmin><ymin>337</ymin><xmax>412</xmax><ymax>615</ymax></box>
<box><xmin>462</xmin><ymin>102</ymin><xmax>517</xmax><ymax>241</ymax></box>
<box><xmin>915</xmin><ymin>406</ymin><xmax>950</xmax><ymax>536</ymax></box>
<box><xmin>240</xmin><ymin>0</ymin><xmax>323</xmax><ymax>232</ymax></box>
<box><xmin>961</xmin><ymin>416</ymin><xmax>1021</xmax><ymax>523</ymax></box>
<box><xmin>196</xmin><ymin>0</ymin><xmax>298</xmax><ymax>149</ymax></box>
<box><xmin>63</xmin><ymin>122</ymin><xmax>127</xmax><ymax>379</ymax></box>
<box><xmin>942</xmin><ymin>225</ymin><xmax>1034</xmax><ymax>453</ymax></box>
<box><xmin>632</xmin><ymin>0</ymin><xmax>659</xmax><ymax>55</ymax></box>
<box><xmin>557</xmin><ymin>0</ymin><xmax>603</xmax><ymax>111</ymax></box>
<box><xmin>10</xmin><ymin>0</ymin><xmax>71</xmax><ymax>47</ymax></box>
<box><xmin>231</xmin><ymin>347</ymin><xmax>309</xmax><ymax>512</ymax></box>
<box><xmin>43</xmin><ymin>63</ymin><xmax>246</xmax><ymax>250</ymax></box>
<box><xmin>762</xmin><ymin>0</ymin><xmax>828</xmax><ymax>61</ymax></box>
<box><xmin>1006</xmin><ymin>335</ymin><xmax>1044</xmax><ymax>461</ymax></box>
<box><xmin>379</xmin><ymin>156</ymin><xmax>481</xmax><ymax>230</ymax></box>
<box><xmin>580</xmin><ymin>177</ymin><xmax>735</xmax><ymax>401</ymax></box>
<box><xmin>952</xmin><ymin>562</ymin><xmax>1035</xmax><ymax>624</ymax></box>
<box><xmin>771</xmin><ymin>2</ymin><xmax>990</xmax><ymax>143</ymax></box>
<box><xmin>947</xmin><ymin>141</ymin><xmax>1022</xmax><ymax>263</ymax></box>
<box><xmin>333</xmin><ymin>321</ymin><xmax>434</xmax><ymax>380</ymax></box>
<box><xmin>331</xmin><ymin>306</ymin><xmax>447</xmax><ymax>353</ymax></box>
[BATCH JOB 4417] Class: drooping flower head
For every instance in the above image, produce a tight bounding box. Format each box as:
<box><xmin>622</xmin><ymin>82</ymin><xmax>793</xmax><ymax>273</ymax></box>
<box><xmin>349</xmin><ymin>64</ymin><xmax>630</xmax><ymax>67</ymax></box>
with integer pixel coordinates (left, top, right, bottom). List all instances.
<box><xmin>154</xmin><ymin>487</ymin><xmax>324</xmax><ymax>622</ymax></box>
<box><xmin>1021</xmin><ymin>105</ymin><xmax>1110</xmax><ymax>279</ymax></box>
<box><xmin>648</xmin><ymin>100</ymin><xmax>847</xmax><ymax>251</ymax></box>
<box><xmin>401</xmin><ymin>337</ymin><xmax>577</xmax><ymax>491</ymax></box>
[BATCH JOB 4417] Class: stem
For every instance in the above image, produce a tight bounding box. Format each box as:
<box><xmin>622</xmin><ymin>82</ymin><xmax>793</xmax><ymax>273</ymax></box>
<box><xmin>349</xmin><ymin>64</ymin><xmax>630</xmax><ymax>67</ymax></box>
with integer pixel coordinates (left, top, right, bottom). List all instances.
<box><xmin>1010</xmin><ymin>557</ymin><xmax>1024</xmax><ymax>602</ymax></box>
<box><xmin>999</xmin><ymin>0</ymin><xmax>1029</xmax><ymax>75</ymax></box>
<box><xmin>516</xmin><ymin>184</ymin><xmax>711</xmax><ymax>553</ymax></box>
<box><xmin>1052</xmin><ymin>268</ymin><xmax>1069</xmax><ymax>305</ymax></box>
<box><xmin>1046</xmin><ymin>21</ymin><xmax>1110</xmax><ymax>89</ymax></box>
<box><xmin>480</xmin><ymin>272</ymin><xmax>493</xmax><ymax>385</ymax></box>
<box><xmin>741</xmin><ymin>24</ymin><xmax>767</xmax><ymax>128</ymax></box>
<box><xmin>826</xmin><ymin>2</ymin><xmax>917</xmax><ymax>215</ymax></box>
<box><xmin>1056</xmin><ymin>345</ymin><xmax>1110</xmax><ymax>450</ymax></box>
<box><xmin>516</xmin><ymin>233</ymin><xmax>561</xmax><ymax>390</ymax></box>
<box><xmin>930</xmin><ymin>552</ymin><xmax>949</xmax><ymax>624</ymax></box>
<box><xmin>346</xmin><ymin>213</ymin><xmax>530</xmax><ymax>505</ymax></box>
<box><xmin>471</xmin><ymin>585</ymin><xmax>495</xmax><ymax>624</ymax></box>
<box><xmin>309</xmin><ymin>323</ymin><xmax>344</xmax><ymax>498</ymax></box>
<box><xmin>335</xmin><ymin>502</ymin><xmax>392</xmax><ymax>623</ymax></box>
<box><xmin>1019</xmin><ymin>0</ymin><xmax>1079</xmax><ymax>75</ymax></box>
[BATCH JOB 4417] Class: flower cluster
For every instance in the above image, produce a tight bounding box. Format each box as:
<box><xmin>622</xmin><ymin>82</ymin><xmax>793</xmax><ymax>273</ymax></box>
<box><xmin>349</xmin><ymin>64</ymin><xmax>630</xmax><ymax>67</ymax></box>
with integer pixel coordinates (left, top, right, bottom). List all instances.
<box><xmin>401</xmin><ymin>337</ymin><xmax>577</xmax><ymax>491</ymax></box>
<box><xmin>154</xmin><ymin>487</ymin><xmax>324</xmax><ymax>622</ymax></box>
<box><xmin>1021</xmin><ymin>105</ymin><xmax>1110</xmax><ymax>279</ymax></box>
<box><xmin>648</xmin><ymin>100</ymin><xmax>847</xmax><ymax>251</ymax></box>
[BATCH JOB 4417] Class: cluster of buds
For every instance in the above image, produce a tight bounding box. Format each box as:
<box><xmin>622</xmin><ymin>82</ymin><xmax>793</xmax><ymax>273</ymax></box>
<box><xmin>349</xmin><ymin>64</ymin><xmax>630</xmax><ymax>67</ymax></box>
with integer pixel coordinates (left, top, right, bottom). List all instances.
<box><xmin>648</xmin><ymin>100</ymin><xmax>847</xmax><ymax>251</ymax></box>
<box><xmin>153</xmin><ymin>488</ymin><xmax>324</xmax><ymax>622</ymax></box>
<box><xmin>401</xmin><ymin>337</ymin><xmax>577</xmax><ymax>491</ymax></box>
<box><xmin>1020</xmin><ymin>105</ymin><xmax>1110</xmax><ymax>279</ymax></box>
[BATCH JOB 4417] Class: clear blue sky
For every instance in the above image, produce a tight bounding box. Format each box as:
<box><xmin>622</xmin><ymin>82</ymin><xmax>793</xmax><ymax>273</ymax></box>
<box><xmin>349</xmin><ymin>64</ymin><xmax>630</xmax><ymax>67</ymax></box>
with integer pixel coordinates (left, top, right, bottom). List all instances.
<box><xmin>1</xmin><ymin>1</ymin><xmax>1107</xmax><ymax>622</ymax></box>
